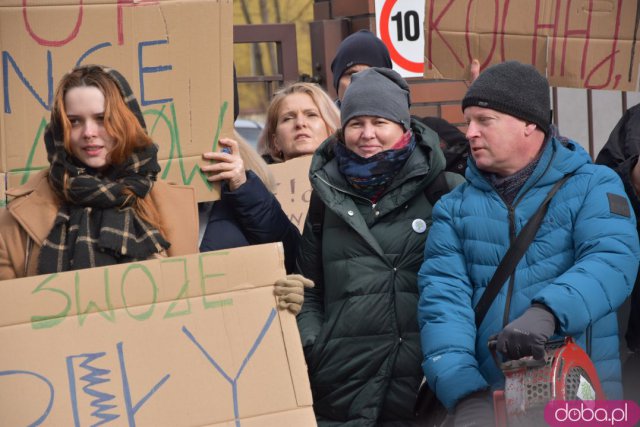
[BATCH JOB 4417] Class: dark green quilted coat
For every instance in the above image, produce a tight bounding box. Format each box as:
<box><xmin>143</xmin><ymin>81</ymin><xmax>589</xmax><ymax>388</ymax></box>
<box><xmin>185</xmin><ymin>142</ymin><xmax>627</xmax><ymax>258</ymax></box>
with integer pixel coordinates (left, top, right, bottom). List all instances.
<box><xmin>296</xmin><ymin>119</ymin><xmax>464</xmax><ymax>426</ymax></box>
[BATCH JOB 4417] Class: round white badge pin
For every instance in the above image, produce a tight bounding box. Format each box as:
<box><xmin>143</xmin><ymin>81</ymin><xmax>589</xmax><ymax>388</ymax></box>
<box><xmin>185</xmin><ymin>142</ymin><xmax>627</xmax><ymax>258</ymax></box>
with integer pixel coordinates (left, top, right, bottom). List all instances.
<box><xmin>412</xmin><ymin>219</ymin><xmax>427</xmax><ymax>233</ymax></box>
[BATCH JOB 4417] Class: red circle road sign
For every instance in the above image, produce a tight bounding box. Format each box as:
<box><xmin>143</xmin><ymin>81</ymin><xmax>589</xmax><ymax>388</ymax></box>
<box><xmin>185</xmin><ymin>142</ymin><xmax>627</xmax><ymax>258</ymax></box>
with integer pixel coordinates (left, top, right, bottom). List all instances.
<box><xmin>379</xmin><ymin>0</ymin><xmax>424</xmax><ymax>74</ymax></box>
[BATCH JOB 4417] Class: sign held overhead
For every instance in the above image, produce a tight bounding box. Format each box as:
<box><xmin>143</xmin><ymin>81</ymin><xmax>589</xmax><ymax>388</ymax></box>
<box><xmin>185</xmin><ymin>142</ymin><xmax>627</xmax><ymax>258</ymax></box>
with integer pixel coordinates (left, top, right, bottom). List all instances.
<box><xmin>424</xmin><ymin>0</ymin><xmax>640</xmax><ymax>91</ymax></box>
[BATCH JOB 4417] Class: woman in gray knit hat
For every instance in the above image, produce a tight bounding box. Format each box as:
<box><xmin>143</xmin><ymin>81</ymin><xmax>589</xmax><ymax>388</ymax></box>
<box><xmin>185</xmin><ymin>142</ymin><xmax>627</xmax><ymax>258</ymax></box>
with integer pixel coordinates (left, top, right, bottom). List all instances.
<box><xmin>296</xmin><ymin>67</ymin><xmax>464</xmax><ymax>426</ymax></box>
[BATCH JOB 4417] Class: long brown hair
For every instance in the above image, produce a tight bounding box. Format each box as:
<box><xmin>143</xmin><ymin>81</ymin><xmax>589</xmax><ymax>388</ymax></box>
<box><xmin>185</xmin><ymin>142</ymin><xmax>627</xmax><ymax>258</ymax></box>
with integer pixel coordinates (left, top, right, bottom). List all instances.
<box><xmin>258</xmin><ymin>82</ymin><xmax>339</xmax><ymax>163</ymax></box>
<box><xmin>52</xmin><ymin>66</ymin><xmax>164</xmax><ymax>234</ymax></box>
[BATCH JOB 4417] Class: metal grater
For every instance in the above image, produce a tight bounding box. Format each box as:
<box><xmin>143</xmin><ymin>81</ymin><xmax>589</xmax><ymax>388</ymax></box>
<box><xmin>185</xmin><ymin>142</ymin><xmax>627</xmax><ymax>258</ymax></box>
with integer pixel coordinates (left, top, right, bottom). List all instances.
<box><xmin>492</xmin><ymin>337</ymin><xmax>605</xmax><ymax>427</ymax></box>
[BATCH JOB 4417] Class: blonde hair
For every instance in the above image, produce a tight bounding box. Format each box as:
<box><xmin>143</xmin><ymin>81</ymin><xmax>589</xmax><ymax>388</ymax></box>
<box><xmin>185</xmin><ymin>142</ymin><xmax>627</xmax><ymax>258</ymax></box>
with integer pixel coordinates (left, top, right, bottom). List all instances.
<box><xmin>233</xmin><ymin>130</ymin><xmax>277</xmax><ymax>193</ymax></box>
<box><xmin>258</xmin><ymin>82</ymin><xmax>339</xmax><ymax>163</ymax></box>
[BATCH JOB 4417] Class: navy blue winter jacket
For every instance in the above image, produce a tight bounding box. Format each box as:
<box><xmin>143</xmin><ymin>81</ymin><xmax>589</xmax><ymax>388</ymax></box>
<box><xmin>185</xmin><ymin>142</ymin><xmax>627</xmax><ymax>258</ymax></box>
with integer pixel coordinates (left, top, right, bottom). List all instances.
<box><xmin>199</xmin><ymin>171</ymin><xmax>300</xmax><ymax>273</ymax></box>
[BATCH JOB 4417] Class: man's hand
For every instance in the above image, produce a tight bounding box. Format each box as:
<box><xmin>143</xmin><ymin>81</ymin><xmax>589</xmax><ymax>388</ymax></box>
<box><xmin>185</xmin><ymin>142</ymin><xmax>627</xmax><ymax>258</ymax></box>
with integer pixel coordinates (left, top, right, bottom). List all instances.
<box><xmin>274</xmin><ymin>274</ymin><xmax>315</xmax><ymax>315</ymax></box>
<box><xmin>469</xmin><ymin>59</ymin><xmax>480</xmax><ymax>83</ymax></box>
<box><xmin>495</xmin><ymin>304</ymin><xmax>556</xmax><ymax>360</ymax></box>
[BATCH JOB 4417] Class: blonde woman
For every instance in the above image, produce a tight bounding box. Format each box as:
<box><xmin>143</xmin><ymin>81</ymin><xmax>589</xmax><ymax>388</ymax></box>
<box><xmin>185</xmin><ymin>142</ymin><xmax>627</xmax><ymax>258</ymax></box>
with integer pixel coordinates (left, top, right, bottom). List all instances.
<box><xmin>258</xmin><ymin>82</ymin><xmax>339</xmax><ymax>163</ymax></box>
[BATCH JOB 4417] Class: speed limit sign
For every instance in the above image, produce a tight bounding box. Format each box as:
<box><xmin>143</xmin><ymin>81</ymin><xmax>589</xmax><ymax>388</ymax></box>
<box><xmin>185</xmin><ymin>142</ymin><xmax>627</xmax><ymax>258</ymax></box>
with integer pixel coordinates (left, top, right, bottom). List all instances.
<box><xmin>375</xmin><ymin>0</ymin><xmax>425</xmax><ymax>77</ymax></box>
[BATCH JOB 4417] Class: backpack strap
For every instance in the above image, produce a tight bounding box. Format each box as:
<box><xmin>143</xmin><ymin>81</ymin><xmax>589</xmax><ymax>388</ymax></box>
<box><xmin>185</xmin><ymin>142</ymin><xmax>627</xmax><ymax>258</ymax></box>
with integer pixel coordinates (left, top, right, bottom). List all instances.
<box><xmin>423</xmin><ymin>171</ymin><xmax>450</xmax><ymax>206</ymax></box>
<box><xmin>474</xmin><ymin>172</ymin><xmax>574</xmax><ymax>328</ymax></box>
<box><xmin>309</xmin><ymin>189</ymin><xmax>325</xmax><ymax>236</ymax></box>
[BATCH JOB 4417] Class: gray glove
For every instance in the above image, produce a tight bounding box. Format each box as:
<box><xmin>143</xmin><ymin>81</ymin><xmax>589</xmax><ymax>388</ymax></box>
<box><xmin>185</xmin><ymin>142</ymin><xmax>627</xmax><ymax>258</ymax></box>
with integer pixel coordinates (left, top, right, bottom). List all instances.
<box><xmin>454</xmin><ymin>390</ymin><xmax>493</xmax><ymax>427</ymax></box>
<box><xmin>495</xmin><ymin>304</ymin><xmax>556</xmax><ymax>360</ymax></box>
<box><xmin>274</xmin><ymin>274</ymin><xmax>314</xmax><ymax>315</ymax></box>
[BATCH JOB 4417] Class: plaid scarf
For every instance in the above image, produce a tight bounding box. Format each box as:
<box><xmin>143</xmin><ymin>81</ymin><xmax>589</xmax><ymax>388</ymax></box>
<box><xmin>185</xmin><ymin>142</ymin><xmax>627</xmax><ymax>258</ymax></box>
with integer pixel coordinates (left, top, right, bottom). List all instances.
<box><xmin>334</xmin><ymin>131</ymin><xmax>415</xmax><ymax>202</ymax></box>
<box><xmin>38</xmin><ymin>66</ymin><xmax>169</xmax><ymax>274</ymax></box>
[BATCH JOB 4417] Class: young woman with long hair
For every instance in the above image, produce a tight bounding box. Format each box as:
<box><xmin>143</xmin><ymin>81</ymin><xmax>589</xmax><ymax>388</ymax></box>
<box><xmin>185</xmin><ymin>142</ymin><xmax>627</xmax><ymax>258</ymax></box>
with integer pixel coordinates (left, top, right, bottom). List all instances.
<box><xmin>0</xmin><ymin>65</ymin><xmax>198</xmax><ymax>279</ymax></box>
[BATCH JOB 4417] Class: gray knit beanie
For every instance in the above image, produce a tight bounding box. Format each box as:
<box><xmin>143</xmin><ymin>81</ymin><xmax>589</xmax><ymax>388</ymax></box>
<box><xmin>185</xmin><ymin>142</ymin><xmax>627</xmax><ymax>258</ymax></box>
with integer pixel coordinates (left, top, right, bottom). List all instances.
<box><xmin>462</xmin><ymin>61</ymin><xmax>551</xmax><ymax>135</ymax></box>
<box><xmin>340</xmin><ymin>67</ymin><xmax>411</xmax><ymax>130</ymax></box>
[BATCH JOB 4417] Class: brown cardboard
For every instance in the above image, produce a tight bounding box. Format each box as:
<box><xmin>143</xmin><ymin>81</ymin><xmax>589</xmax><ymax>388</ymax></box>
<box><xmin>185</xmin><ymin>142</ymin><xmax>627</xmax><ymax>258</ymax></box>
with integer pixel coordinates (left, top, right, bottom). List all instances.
<box><xmin>0</xmin><ymin>0</ymin><xmax>234</xmax><ymax>201</ymax></box>
<box><xmin>0</xmin><ymin>243</ymin><xmax>316</xmax><ymax>426</ymax></box>
<box><xmin>269</xmin><ymin>155</ymin><xmax>313</xmax><ymax>232</ymax></box>
<box><xmin>424</xmin><ymin>0</ymin><xmax>640</xmax><ymax>91</ymax></box>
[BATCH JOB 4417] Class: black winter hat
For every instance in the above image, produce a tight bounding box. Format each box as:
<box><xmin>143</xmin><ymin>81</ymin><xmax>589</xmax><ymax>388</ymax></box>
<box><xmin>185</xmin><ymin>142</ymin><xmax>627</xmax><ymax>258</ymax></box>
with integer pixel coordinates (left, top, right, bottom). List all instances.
<box><xmin>341</xmin><ymin>67</ymin><xmax>411</xmax><ymax>130</ymax></box>
<box><xmin>331</xmin><ymin>30</ymin><xmax>392</xmax><ymax>94</ymax></box>
<box><xmin>462</xmin><ymin>61</ymin><xmax>551</xmax><ymax>135</ymax></box>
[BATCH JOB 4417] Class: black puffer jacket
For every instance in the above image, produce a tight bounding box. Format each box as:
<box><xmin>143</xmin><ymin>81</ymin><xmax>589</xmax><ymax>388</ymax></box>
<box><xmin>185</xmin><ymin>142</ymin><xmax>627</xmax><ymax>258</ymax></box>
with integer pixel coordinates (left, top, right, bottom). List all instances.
<box><xmin>296</xmin><ymin>119</ymin><xmax>464</xmax><ymax>426</ymax></box>
<box><xmin>595</xmin><ymin>104</ymin><xmax>640</xmax><ymax>353</ymax></box>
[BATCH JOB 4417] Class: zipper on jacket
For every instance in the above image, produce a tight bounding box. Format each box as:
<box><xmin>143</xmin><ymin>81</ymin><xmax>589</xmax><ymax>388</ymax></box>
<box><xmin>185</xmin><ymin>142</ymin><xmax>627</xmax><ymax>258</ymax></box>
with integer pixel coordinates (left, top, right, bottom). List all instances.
<box><xmin>586</xmin><ymin>324</ymin><xmax>592</xmax><ymax>356</ymax></box>
<box><xmin>478</xmin><ymin>142</ymin><xmax>562</xmax><ymax>329</ymax></box>
<box><xmin>502</xmin><ymin>205</ymin><xmax>517</xmax><ymax>327</ymax></box>
<box><xmin>315</xmin><ymin>174</ymin><xmax>372</xmax><ymax>205</ymax></box>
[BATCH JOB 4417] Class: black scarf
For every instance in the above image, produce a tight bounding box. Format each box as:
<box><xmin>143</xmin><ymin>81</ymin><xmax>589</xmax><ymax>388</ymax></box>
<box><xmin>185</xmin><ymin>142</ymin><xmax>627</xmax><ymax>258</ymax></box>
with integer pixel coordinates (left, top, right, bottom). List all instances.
<box><xmin>38</xmin><ymin>66</ymin><xmax>169</xmax><ymax>274</ymax></box>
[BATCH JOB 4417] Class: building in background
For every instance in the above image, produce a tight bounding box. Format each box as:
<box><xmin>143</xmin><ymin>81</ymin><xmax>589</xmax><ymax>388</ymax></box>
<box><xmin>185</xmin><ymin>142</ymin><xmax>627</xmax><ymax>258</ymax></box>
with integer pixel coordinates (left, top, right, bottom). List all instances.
<box><xmin>233</xmin><ymin>0</ymin><xmax>640</xmax><ymax>158</ymax></box>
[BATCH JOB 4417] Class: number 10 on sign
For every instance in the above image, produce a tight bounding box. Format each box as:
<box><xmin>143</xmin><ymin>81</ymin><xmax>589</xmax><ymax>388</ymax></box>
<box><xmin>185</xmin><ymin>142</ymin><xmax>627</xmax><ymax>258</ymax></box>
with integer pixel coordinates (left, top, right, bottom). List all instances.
<box><xmin>375</xmin><ymin>0</ymin><xmax>425</xmax><ymax>77</ymax></box>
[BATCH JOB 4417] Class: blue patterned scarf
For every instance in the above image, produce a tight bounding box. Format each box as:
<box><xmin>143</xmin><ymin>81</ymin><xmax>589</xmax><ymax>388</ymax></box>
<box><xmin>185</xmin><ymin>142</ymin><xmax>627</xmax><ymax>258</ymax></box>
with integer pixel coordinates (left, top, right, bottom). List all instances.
<box><xmin>334</xmin><ymin>131</ymin><xmax>416</xmax><ymax>201</ymax></box>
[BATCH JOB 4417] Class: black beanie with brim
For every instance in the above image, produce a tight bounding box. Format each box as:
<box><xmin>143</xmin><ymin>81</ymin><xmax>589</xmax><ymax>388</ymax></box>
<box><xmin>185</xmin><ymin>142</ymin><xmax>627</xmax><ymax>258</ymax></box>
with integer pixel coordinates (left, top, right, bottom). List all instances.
<box><xmin>331</xmin><ymin>30</ymin><xmax>392</xmax><ymax>94</ymax></box>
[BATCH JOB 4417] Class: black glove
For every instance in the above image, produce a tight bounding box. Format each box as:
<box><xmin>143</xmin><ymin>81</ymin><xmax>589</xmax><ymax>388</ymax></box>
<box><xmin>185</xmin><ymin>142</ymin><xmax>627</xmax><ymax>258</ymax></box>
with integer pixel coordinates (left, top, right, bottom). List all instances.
<box><xmin>495</xmin><ymin>304</ymin><xmax>556</xmax><ymax>360</ymax></box>
<box><xmin>454</xmin><ymin>390</ymin><xmax>493</xmax><ymax>427</ymax></box>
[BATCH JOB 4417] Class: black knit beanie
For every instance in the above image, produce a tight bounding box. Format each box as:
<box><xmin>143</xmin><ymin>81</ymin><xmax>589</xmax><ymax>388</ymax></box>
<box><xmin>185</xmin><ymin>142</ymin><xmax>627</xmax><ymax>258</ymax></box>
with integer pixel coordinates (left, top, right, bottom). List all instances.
<box><xmin>462</xmin><ymin>61</ymin><xmax>551</xmax><ymax>135</ymax></box>
<box><xmin>340</xmin><ymin>67</ymin><xmax>411</xmax><ymax>130</ymax></box>
<box><xmin>331</xmin><ymin>30</ymin><xmax>392</xmax><ymax>94</ymax></box>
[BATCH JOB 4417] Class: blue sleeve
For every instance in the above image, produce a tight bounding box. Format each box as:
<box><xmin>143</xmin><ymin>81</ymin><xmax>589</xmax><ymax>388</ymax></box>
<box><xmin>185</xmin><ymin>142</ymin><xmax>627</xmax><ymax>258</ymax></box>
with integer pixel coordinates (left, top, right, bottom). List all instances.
<box><xmin>417</xmin><ymin>192</ymin><xmax>489</xmax><ymax>411</ymax></box>
<box><xmin>533</xmin><ymin>167</ymin><xmax>640</xmax><ymax>335</ymax></box>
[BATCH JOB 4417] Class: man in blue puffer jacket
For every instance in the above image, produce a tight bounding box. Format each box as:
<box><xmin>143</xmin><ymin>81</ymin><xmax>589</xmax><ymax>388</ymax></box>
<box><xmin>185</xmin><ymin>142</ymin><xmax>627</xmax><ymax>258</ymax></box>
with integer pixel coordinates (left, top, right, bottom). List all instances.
<box><xmin>417</xmin><ymin>61</ymin><xmax>640</xmax><ymax>426</ymax></box>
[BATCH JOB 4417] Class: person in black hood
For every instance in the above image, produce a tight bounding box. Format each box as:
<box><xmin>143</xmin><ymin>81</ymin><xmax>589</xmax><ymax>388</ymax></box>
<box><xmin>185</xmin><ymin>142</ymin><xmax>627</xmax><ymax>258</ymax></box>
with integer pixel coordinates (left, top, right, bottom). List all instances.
<box><xmin>595</xmin><ymin>103</ymin><xmax>640</xmax><ymax>402</ymax></box>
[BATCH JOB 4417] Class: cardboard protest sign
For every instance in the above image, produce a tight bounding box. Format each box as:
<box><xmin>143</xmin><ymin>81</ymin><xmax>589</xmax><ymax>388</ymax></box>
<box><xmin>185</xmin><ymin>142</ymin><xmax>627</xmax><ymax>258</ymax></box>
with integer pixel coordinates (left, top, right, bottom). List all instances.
<box><xmin>269</xmin><ymin>155</ymin><xmax>313</xmax><ymax>232</ymax></box>
<box><xmin>0</xmin><ymin>0</ymin><xmax>233</xmax><ymax>201</ymax></box>
<box><xmin>424</xmin><ymin>0</ymin><xmax>640</xmax><ymax>91</ymax></box>
<box><xmin>0</xmin><ymin>243</ymin><xmax>316</xmax><ymax>426</ymax></box>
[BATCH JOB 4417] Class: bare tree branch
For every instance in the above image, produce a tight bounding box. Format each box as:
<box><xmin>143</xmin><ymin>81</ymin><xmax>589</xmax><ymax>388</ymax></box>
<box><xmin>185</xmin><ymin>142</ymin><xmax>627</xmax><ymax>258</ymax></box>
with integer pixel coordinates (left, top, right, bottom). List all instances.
<box><xmin>288</xmin><ymin>0</ymin><xmax>313</xmax><ymax>22</ymax></box>
<box><xmin>273</xmin><ymin>0</ymin><xmax>281</xmax><ymax>23</ymax></box>
<box><xmin>239</xmin><ymin>0</ymin><xmax>252</xmax><ymax>24</ymax></box>
<box><xmin>259</xmin><ymin>0</ymin><xmax>277</xmax><ymax>73</ymax></box>
<box><xmin>239</xmin><ymin>0</ymin><xmax>265</xmax><ymax>77</ymax></box>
